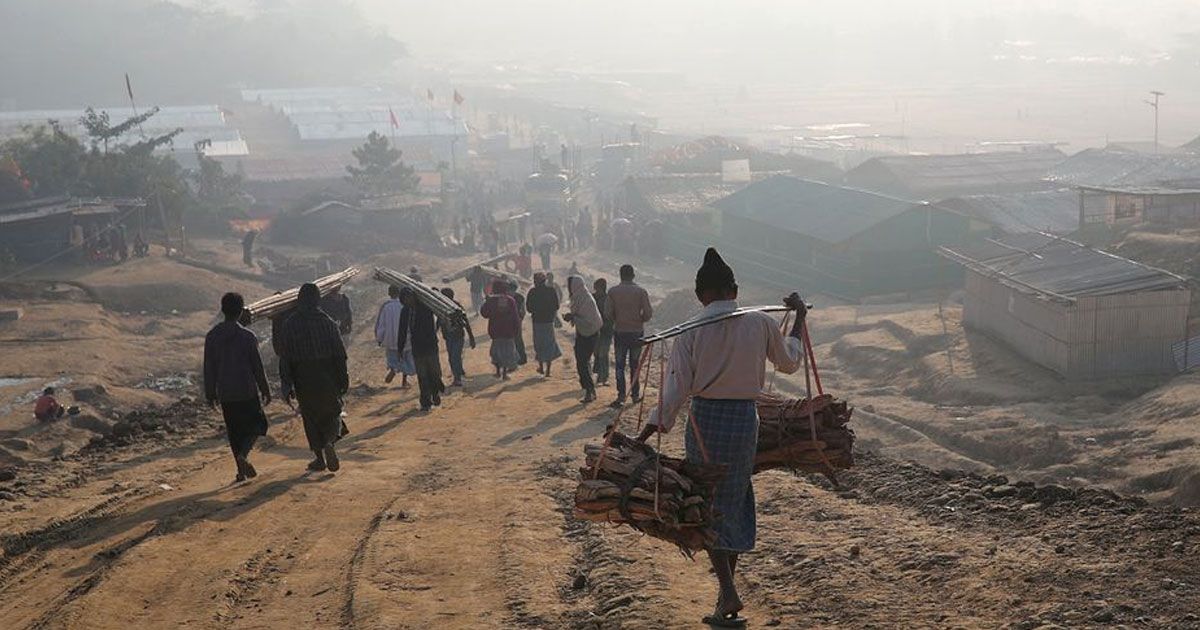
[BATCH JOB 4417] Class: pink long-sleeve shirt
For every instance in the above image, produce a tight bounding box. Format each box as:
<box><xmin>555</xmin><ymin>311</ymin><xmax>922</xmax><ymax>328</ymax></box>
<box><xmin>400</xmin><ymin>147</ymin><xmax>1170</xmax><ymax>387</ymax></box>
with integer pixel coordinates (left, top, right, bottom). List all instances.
<box><xmin>647</xmin><ymin>300</ymin><xmax>803</xmax><ymax>432</ymax></box>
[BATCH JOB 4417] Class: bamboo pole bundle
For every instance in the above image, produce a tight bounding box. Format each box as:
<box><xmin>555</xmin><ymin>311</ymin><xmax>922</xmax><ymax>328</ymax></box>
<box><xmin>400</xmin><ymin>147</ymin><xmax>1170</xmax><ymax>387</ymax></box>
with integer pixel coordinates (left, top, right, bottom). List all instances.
<box><xmin>244</xmin><ymin>267</ymin><xmax>360</xmax><ymax>322</ymax></box>
<box><xmin>373</xmin><ymin>267</ymin><xmax>469</xmax><ymax>328</ymax></box>
<box><xmin>754</xmin><ymin>393</ymin><xmax>855</xmax><ymax>475</ymax></box>
<box><xmin>574</xmin><ymin>432</ymin><xmax>725</xmax><ymax>555</ymax></box>
<box><xmin>441</xmin><ymin>255</ymin><xmax>532</xmax><ymax>288</ymax></box>
<box><xmin>442</xmin><ymin>252</ymin><xmax>517</xmax><ymax>281</ymax></box>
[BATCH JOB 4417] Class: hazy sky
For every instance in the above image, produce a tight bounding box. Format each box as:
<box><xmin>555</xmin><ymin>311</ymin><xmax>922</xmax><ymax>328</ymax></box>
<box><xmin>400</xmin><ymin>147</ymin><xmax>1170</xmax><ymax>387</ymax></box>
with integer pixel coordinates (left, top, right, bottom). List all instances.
<box><xmin>356</xmin><ymin>1</ymin><xmax>1200</xmax><ymax>68</ymax></box>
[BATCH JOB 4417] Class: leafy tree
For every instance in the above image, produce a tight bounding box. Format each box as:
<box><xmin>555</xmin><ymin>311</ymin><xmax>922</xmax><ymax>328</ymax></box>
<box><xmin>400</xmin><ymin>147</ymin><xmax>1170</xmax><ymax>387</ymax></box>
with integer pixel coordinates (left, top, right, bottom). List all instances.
<box><xmin>81</xmin><ymin>106</ymin><xmax>174</xmax><ymax>155</ymax></box>
<box><xmin>1</xmin><ymin>107</ymin><xmax>243</xmax><ymax>229</ymax></box>
<box><xmin>1</xmin><ymin>122</ymin><xmax>84</xmax><ymax>196</ymax></box>
<box><xmin>193</xmin><ymin>149</ymin><xmax>247</xmax><ymax>217</ymax></box>
<box><xmin>346</xmin><ymin>131</ymin><xmax>419</xmax><ymax>196</ymax></box>
<box><xmin>0</xmin><ymin>160</ymin><xmax>32</xmax><ymax>204</ymax></box>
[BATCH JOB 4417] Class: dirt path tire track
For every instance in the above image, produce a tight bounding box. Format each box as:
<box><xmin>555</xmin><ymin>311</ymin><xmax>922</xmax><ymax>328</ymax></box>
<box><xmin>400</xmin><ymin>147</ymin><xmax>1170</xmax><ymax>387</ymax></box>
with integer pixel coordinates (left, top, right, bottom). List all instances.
<box><xmin>340</xmin><ymin>495</ymin><xmax>404</xmax><ymax>629</ymax></box>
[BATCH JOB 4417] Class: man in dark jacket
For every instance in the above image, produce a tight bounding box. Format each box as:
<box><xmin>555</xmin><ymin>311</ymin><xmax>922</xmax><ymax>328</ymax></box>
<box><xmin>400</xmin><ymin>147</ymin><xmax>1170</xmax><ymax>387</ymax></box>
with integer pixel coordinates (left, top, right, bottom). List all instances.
<box><xmin>525</xmin><ymin>272</ymin><xmax>562</xmax><ymax>377</ymax></box>
<box><xmin>397</xmin><ymin>288</ymin><xmax>445</xmax><ymax>411</ymax></box>
<box><xmin>279</xmin><ymin>283</ymin><xmax>349</xmax><ymax>473</ymax></box>
<box><xmin>321</xmin><ymin>288</ymin><xmax>353</xmax><ymax>337</ymax></box>
<box><xmin>204</xmin><ymin>292</ymin><xmax>272</xmax><ymax>482</ymax></box>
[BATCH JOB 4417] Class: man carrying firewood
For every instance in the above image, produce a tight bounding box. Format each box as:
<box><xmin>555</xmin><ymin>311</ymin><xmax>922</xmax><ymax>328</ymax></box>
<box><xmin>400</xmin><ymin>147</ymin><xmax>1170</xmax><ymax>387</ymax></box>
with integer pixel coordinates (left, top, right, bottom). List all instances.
<box><xmin>638</xmin><ymin>248</ymin><xmax>807</xmax><ymax>628</ymax></box>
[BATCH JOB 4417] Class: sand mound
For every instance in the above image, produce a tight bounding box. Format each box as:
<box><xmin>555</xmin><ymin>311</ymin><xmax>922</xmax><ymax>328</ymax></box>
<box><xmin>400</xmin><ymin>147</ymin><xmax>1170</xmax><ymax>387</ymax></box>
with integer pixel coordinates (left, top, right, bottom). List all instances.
<box><xmin>652</xmin><ymin>290</ymin><xmax>700</xmax><ymax>328</ymax></box>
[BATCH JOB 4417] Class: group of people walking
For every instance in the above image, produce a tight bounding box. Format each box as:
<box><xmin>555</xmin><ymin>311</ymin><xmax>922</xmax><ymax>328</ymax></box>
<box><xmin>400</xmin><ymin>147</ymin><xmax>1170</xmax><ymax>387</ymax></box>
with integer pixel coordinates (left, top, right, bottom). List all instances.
<box><xmin>201</xmin><ymin>246</ymin><xmax>807</xmax><ymax>628</ymax></box>
<box><xmin>478</xmin><ymin>263</ymin><xmax>652</xmax><ymax>405</ymax></box>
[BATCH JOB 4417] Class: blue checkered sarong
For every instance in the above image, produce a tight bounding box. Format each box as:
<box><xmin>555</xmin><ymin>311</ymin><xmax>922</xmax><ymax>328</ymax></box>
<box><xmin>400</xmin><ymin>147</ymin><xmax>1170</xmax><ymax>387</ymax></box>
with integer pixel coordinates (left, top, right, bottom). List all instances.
<box><xmin>687</xmin><ymin>398</ymin><xmax>758</xmax><ymax>552</ymax></box>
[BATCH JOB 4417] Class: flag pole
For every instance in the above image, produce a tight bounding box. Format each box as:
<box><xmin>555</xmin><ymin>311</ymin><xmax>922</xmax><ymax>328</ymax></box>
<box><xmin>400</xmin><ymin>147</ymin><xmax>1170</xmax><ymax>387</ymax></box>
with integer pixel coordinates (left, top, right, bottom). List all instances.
<box><xmin>124</xmin><ymin>73</ymin><xmax>146</xmax><ymax>139</ymax></box>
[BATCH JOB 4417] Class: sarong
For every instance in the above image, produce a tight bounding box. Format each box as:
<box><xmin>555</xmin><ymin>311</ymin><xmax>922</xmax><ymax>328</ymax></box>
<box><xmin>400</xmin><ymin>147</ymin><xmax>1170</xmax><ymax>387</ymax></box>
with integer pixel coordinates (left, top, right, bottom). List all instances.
<box><xmin>290</xmin><ymin>360</ymin><xmax>348</xmax><ymax>451</ymax></box>
<box><xmin>532</xmin><ymin>322</ymin><xmax>562</xmax><ymax>362</ymax></box>
<box><xmin>220</xmin><ymin>399</ymin><xmax>268</xmax><ymax>457</ymax></box>
<box><xmin>490</xmin><ymin>337</ymin><xmax>520</xmax><ymax>370</ymax></box>
<box><xmin>386</xmin><ymin>347</ymin><xmax>416</xmax><ymax>375</ymax></box>
<box><xmin>687</xmin><ymin>398</ymin><xmax>758</xmax><ymax>552</ymax></box>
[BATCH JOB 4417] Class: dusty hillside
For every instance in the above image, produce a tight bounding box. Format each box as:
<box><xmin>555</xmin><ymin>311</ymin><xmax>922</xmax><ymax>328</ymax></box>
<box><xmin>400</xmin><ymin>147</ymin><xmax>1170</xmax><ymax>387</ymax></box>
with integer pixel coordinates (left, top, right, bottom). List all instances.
<box><xmin>0</xmin><ymin>251</ymin><xmax>1198</xmax><ymax>629</ymax></box>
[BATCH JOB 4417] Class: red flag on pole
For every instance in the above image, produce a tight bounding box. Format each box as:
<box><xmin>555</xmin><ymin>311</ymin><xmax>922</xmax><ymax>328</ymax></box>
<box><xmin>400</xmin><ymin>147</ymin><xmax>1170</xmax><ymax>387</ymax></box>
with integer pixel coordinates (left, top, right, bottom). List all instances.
<box><xmin>388</xmin><ymin>107</ymin><xmax>400</xmax><ymax>129</ymax></box>
<box><xmin>453</xmin><ymin>90</ymin><xmax>464</xmax><ymax>106</ymax></box>
<box><xmin>125</xmin><ymin>73</ymin><xmax>135</xmax><ymax>101</ymax></box>
<box><xmin>426</xmin><ymin>89</ymin><xmax>435</xmax><ymax>102</ymax></box>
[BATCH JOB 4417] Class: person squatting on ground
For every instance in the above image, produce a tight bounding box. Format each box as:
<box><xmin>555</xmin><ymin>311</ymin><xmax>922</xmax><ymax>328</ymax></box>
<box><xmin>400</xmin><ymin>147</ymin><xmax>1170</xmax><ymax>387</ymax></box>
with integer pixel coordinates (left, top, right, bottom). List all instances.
<box><xmin>605</xmin><ymin>264</ymin><xmax>653</xmax><ymax>408</ymax></box>
<box><xmin>564</xmin><ymin>275</ymin><xmax>603</xmax><ymax>403</ymax></box>
<box><xmin>279</xmin><ymin>283</ymin><xmax>350</xmax><ymax>473</ymax></box>
<box><xmin>203</xmin><ymin>292</ymin><xmax>272</xmax><ymax>482</ymax></box>
<box><xmin>637</xmin><ymin>248</ymin><xmax>806</xmax><ymax>628</ymax></box>
<box><xmin>375</xmin><ymin>285</ymin><xmax>414</xmax><ymax>388</ymax></box>
<box><xmin>396</xmin><ymin>288</ymin><xmax>445</xmax><ymax>412</ymax></box>
<box><xmin>592</xmin><ymin>277</ymin><xmax>613</xmax><ymax>387</ymax></box>
<box><xmin>439</xmin><ymin>288</ymin><xmax>476</xmax><ymax>386</ymax></box>
<box><xmin>481</xmin><ymin>280</ymin><xmax>522</xmax><ymax>380</ymax></box>
<box><xmin>33</xmin><ymin>387</ymin><xmax>66</xmax><ymax>422</ymax></box>
<box><xmin>526</xmin><ymin>272</ymin><xmax>562</xmax><ymax>377</ymax></box>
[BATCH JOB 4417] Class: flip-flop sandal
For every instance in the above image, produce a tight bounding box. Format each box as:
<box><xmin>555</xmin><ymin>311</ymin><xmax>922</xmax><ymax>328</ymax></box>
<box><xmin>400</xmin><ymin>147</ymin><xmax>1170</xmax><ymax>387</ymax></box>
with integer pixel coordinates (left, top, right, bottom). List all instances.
<box><xmin>702</xmin><ymin>613</ymin><xmax>748</xmax><ymax>628</ymax></box>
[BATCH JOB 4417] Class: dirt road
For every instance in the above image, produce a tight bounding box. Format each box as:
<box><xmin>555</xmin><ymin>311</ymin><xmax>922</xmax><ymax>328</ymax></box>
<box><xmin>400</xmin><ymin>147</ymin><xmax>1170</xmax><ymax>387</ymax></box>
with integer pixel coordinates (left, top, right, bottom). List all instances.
<box><xmin>3</xmin><ymin>255</ymin><xmax>1200</xmax><ymax>628</ymax></box>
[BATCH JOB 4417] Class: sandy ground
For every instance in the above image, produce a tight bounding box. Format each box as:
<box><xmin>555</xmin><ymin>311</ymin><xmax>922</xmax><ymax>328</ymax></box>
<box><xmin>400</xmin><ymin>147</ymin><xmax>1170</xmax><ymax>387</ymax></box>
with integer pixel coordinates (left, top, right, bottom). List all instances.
<box><xmin>2</xmin><ymin>245</ymin><xmax>1200</xmax><ymax>628</ymax></box>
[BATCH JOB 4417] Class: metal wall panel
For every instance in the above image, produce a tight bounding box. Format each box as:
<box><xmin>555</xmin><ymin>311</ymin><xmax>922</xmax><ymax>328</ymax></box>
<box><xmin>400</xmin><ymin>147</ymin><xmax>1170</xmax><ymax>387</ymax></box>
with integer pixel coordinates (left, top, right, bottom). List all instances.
<box><xmin>962</xmin><ymin>270</ymin><xmax>1191</xmax><ymax>379</ymax></box>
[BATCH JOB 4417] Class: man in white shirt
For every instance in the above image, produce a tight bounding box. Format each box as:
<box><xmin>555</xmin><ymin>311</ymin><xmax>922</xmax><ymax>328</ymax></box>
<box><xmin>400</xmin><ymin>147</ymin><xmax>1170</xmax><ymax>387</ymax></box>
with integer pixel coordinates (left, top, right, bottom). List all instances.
<box><xmin>374</xmin><ymin>285</ymin><xmax>414</xmax><ymax>387</ymax></box>
<box><xmin>638</xmin><ymin>247</ymin><xmax>806</xmax><ymax>628</ymax></box>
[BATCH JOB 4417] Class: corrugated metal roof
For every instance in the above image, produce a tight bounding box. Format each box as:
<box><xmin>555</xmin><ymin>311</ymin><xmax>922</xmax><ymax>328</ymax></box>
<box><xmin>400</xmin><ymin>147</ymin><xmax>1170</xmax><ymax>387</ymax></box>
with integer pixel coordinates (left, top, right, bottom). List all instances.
<box><xmin>1046</xmin><ymin>148</ymin><xmax>1200</xmax><ymax>188</ymax></box>
<box><xmin>845</xmin><ymin>149</ymin><xmax>1066</xmax><ymax>197</ymax></box>
<box><xmin>0</xmin><ymin>105</ymin><xmax>249</xmax><ymax>157</ymax></box>
<box><xmin>941</xmin><ymin>232</ymin><xmax>1187</xmax><ymax>300</ymax></box>
<box><xmin>936</xmin><ymin>189</ymin><xmax>1079</xmax><ymax>235</ymax></box>
<box><xmin>713</xmin><ymin>175</ymin><xmax>923</xmax><ymax>243</ymax></box>
<box><xmin>243</xmin><ymin>87</ymin><xmax>465</xmax><ymax>140</ymax></box>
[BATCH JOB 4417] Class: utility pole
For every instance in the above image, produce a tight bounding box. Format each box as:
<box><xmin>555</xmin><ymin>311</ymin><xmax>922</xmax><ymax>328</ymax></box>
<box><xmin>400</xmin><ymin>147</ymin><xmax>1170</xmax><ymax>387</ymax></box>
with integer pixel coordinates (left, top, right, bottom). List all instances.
<box><xmin>1145</xmin><ymin>90</ymin><xmax>1165</xmax><ymax>153</ymax></box>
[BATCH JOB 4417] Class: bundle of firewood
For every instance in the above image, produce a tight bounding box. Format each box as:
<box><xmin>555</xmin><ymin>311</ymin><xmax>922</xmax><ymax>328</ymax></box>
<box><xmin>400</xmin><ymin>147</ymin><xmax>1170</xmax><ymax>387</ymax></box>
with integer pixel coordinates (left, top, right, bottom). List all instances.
<box><xmin>574</xmin><ymin>432</ymin><xmax>724</xmax><ymax>554</ymax></box>
<box><xmin>755</xmin><ymin>393</ymin><xmax>855</xmax><ymax>475</ymax></box>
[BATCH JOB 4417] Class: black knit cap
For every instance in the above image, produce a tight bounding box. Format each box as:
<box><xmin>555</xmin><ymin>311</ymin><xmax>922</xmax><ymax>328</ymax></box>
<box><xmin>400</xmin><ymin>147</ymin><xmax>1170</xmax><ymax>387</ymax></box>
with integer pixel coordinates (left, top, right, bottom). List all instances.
<box><xmin>695</xmin><ymin>247</ymin><xmax>736</xmax><ymax>293</ymax></box>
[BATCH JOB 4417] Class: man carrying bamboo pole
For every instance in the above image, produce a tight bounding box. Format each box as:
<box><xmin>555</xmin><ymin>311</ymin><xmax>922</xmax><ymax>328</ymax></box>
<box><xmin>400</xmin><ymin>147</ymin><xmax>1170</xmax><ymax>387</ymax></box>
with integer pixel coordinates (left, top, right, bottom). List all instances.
<box><xmin>439</xmin><ymin>287</ymin><xmax>476</xmax><ymax>387</ymax></box>
<box><xmin>637</xmin><ymin>248</ymin><xmax>807</xmax><ymax>628</ymax></box>
<box><xmin>396</xmin><ymin>288</ymin><xmax>444</xmax><ymax>412</ymax></box>
<box><xmin>280</xmin><ymin>283</ymin><xmax>350</xmax><ymax>473</ymax></box>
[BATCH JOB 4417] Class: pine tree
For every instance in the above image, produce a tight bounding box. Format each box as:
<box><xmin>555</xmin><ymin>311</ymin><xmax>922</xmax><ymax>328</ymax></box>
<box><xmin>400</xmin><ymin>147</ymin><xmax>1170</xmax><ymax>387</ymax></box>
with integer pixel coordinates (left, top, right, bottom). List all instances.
<box><xmin>346</xmin><ymin>132</ymin><xmax>419</xmax><ymax>196</ymax></box>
